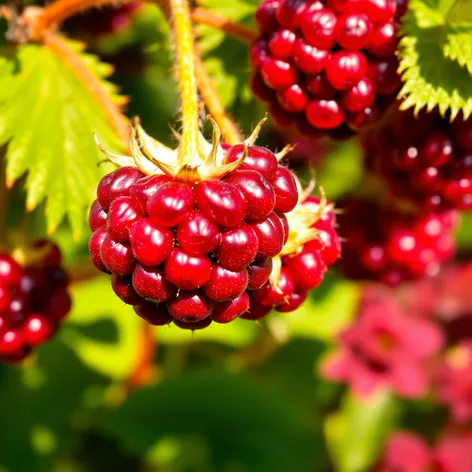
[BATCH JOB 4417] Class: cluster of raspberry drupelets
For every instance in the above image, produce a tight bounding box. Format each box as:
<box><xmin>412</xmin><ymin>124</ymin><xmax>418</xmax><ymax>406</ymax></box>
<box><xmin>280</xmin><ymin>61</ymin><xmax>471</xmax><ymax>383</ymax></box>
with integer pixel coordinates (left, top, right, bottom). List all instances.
<box><xmin>89</xmin><ymin>119</ymin><xmax>338</xmax><ymax>329</ymax></box>
<box><xmin>337</xmin><ymin>196</ymin><xmax>459</xmax><ymax>286</ymax></box>
<box><xmin>250</xmin><ymin>0</ymin><xmax>404</xmax><ymax>139</ymax></box>
<box><xmin>0</xmin><ymin>240</ymin><xmax>71</xmax><ymax>363</ymax></box>
<box><xmin>243</xmin><ymin>188</ymin><xmax>341</xmax><ymax>319</ymax></box>
<box><xmin>66</xmin><ymin>3</ymin><xmax>140</xmax><ymax>38</ymax></box>
<box><xmin>364</xmin><ymin>105</ymin><xmax>472</xmax><ymax>211</ymax></box>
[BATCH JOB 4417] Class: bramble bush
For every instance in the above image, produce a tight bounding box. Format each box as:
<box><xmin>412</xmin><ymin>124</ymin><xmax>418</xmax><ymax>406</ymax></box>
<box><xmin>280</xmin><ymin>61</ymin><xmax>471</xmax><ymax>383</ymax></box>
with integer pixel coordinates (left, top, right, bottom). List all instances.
<box><xmin>0</xmin><ymin>0</ymin><xmax>471</xmax><ymax>470</ymax></box>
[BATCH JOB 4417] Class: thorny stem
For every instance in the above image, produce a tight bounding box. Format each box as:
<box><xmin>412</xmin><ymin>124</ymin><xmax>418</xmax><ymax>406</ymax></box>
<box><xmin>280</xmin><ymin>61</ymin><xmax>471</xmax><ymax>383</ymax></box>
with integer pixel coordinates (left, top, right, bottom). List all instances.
<box><xmin>27</xmin><ymin>0</ymin><xmax>136</xmax><ymax>40</ymax></box>
<box><xmin>192</xmin><ymin>7</ymin><xmax>257</xmax><ymax>43</ymax></box>
<box><xmin>169</xmin><ymin>0</ymin><xmax>200</xmax><ymax>164</ymax></box>
<box><xmin>195</xmin><ymin>56</ymin><xmax>242</xmax><ymax>145</ymax></box>
<box><xmin>44</xmin><ymin>33</ymin><xmax>129</xmax><ymax>146</ymax></box>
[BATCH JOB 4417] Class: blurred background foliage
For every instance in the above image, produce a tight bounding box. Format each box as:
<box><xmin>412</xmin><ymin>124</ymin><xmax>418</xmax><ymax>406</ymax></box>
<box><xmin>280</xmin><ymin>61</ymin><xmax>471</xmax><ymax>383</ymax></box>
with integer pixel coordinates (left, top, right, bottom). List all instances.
<box><xmin>0</xmin><ymin>0</ymin><xmax>471</xmax><ymax>471</ymax></box>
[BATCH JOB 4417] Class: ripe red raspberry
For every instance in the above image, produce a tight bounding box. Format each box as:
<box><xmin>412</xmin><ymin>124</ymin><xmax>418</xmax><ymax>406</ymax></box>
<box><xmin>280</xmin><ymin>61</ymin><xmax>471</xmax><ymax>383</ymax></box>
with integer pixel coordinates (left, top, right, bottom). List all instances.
<box><xmin>0</xmin><ymin>240</ymin><xmax>72</xmax><ymax>364</ymax></box>
<box><xmin>251</xmin><ymin>0</ymin><xmax>404</xmax><ymax>138</ymax></box>
<box><xmin>90</xmin><ymin>119</ymin><xmax>300</xmax><ymax>329</ymax></box>
<box><xmin>337</xmin><ymin>196</ymin><xmax>460</xmax><ymax>286</ymax></box>
<box><xmin>66</xmin><ymin>3</ymin><xmax>140</xmax><ymax>38</ymax></box>
<box><xmin>242</xmin><ymin>184</ymin><xmax>341</xmax><ymax>320</ymax></box>
<box><xmin>364</xmin><ymin>105</ymin><xmax>472</xmax><ymax>211</ymax></box>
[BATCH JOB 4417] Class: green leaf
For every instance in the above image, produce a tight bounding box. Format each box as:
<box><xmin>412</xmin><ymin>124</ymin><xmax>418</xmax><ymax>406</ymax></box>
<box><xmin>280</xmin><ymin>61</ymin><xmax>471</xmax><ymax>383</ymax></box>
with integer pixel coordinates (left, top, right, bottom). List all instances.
<box><xmin>0</xmin><ymin>41</ymin><xmax>124</xmax><ymax>237</ymax></box>
<box><xmin>102</xmin><ymin>370</ymin><xmax>324</xmax><ymax>472</ymax></box>
<box><xmin>398</xmin><ymin>0</ymin><xmax>472</xmax><ymax>119</ymax></box>
<box><xmin>324</xmin><ymin>389</ymin><xmax>399</xmax><ymax>472</ymax></box>
<box><xmin>442</xmin><ymin>25</ymin><xmax>472</xmax><ymax>74</ymax></box>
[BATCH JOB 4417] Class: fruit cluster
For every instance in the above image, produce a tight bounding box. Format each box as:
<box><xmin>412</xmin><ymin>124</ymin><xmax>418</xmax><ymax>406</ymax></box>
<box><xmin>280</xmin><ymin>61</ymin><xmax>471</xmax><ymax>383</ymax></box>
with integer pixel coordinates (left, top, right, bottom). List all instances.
<box><xmin>0</xmin><ymin>241</ymin><xmax>71</xmax><ymax>363</ymax></box>
<box><xmin>250</xmin><ymin>0</ymin><xmax>402</xmax><ymax>138</ymax></box>
<box><xmin>89</xmin><ymin>143</ymin><xmax>303</xmax><ymax>329</ymax></box>
<box><xmin>337</xmin><ymin>197</ymin><xmax>459</xmax><ymax>286</ymax></box>
<box><xmin>364</xmin><ymin>106</ymin><xmax>472</xmax><ymax>211</ymax></box>
<box><xmin>243</xmin><ymin>193</ymin><xmax>341</xmax><ymax>319</ymax></box>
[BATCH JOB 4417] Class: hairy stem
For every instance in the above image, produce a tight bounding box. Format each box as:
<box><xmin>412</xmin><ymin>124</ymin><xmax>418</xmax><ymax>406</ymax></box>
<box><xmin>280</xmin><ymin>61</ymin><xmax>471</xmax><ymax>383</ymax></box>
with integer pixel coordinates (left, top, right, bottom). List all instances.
<box><xmin>44</xmin><ymin>33</ymin><xmax>129</xmax><ymax>147</ymax></box>
<box><xmin>29</xmin><ymin>0</ymin><xmax>136</xmax><ymax>40</ymax></box>
<box><xmin>169</xmin><ymin>0</ymin><xmax>200</xmax><ymax>164</ymax></box>
<box><xmin>191</xmin><ymin>7</ymin><xmax>257</xmax><ymax>43</ymax></box>
<box><xmin>195</xmin><ymin>56</ymin><xmax>242</xmax><ymax>145</ymax></box>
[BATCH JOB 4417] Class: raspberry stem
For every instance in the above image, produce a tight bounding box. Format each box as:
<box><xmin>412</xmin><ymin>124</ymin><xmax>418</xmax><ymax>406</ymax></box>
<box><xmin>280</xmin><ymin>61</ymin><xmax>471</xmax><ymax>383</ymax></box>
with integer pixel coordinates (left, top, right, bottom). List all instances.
<box><xmin>195</xmin><ymin>56</ymin><xmax>242</xmax><ymax>146</ymax></box>
<box><xmin>169</xmin><ymin>0</ymin><xmax>200</xmax><ymax>165</ymax></box>
<box><xmin>191</xmin><ymin>7</ymin><xmax>257</xmax><ymax>43</ymax></box>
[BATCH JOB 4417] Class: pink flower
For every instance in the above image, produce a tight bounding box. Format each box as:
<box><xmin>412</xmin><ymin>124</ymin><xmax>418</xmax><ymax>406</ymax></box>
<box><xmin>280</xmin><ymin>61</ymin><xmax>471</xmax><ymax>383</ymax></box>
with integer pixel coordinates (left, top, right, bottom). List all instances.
<box><xmin>375</xmin><ymin>432</ymin><xmax>432</xmax><ymax>471</ymax></box>
<box><xmin>375</xmin><ymin>432</ymin><xmax>472</xmax><ymax>472</ymax></box>
<box><xmin>435</xmin><ymin>341</ymin><xmax>472</xmax><ymax>423</ymax></box>
<box><xmin>321</xmin><ymin>299</ymin><xmax>443</xmax><ymax>398</ymax></box>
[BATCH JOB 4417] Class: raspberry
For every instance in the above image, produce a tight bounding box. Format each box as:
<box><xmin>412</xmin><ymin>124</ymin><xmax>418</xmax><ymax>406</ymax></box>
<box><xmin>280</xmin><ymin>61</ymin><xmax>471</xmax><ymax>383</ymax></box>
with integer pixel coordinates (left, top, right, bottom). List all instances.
<box><xmin>0</xmin><ymin>240</ymin><xmax>72</xmax><ymax>363</ymax></box>
<box><xmin>89</xmin><ymin>119</ymin><xmax>300</xmax><ymax>329</ymax></box>
<box><xmin>251</xmin><ymin>0</ymin><xmax>403</xmax><ymax>137</ymax></box>
<box><xmin>364</xmin><ymin>105</ymin><xmax>472</xmax><ymax>211</ymax></box>
<box><xmin>337</xmin><ymin>196</ymin><xmax>460</xmax><ymax>285</ymax></box>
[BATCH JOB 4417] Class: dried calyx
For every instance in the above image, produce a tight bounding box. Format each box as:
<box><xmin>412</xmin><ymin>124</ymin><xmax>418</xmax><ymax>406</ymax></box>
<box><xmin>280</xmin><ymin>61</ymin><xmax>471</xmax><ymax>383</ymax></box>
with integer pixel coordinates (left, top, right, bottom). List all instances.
<box><xmin>96</xmin><ymin>116</ymin><xmax>262</xmax><ymax>182</ymax></box>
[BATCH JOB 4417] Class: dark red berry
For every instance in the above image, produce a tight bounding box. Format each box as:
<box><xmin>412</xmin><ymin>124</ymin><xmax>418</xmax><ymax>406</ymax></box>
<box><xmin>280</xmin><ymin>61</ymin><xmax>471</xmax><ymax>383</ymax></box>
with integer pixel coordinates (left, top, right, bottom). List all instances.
<box><xmin>43</xmin><ymin>289</ymin><xmax>72</xmax><ymax>321</ymax></box>
<box><xmin>284</xmin><ymin>249</ymin><xmax>327</xmax><ymax>289</ymax></box>
<box><xmin>269</xmin><ymin>29</ymin><xmax>297</xmax><ymax>58</ymax></box>
<box><xmin>97</xmin><ymin>166</ymin><xmax>143</xmax><ymax>211</ymax></box>
<box><xmin>224</xmin><ymin>145</ymin><xmax>278</xmax><ymax>180</ymax></box>
<box><xmin>0</xmin><ymin>329</ymin><xmax>24</xmax><ymax>356</ymax></box>
<box><xmin>256</xmin><ymin>0</ymin><xmax>280</xmax><ymax>34</ymax></box>
<box><xmin>240</xmin><ymin>297</ymin><xmax>272</xmax><ymax>320</ymax></box>
<box><xmin>261</xmin><ymin>57</ymin><xmax>300</xmax><ymax>90</ymax></box>
<box><xmin>106</xmin><ymin>196</ymin><xmax>141</xmax><ymax>242</ymax></box>
<box><xmin>293</xmin><ymin>38</ymin><xmax>331</xmax><ymax>74</ymax></box>
<box><xmin>89</xmin><ymin>199</ymin><xmax>107</xmax><ymax>231</ymax></box>
<box><xmin>134</xmin><ymin>301</ymin><xmax>172</xmax><ymax>326</ymax></box>
<box><xmin>111</xmin><ymin>274</ymin><xmax>142</xmax><ymax>305</ymax></box>
<box><xmin>167</xmin><ymin>291</ymin><xmax>213</xmax><ymax>322</ymax></box>
<box><xmin>360</xmin><ymin>0</ymin><xmax>396</xmax><ymax>25</ymax></box>
<box><xmin>173</xmin><ymin>317</ymin><xmax>213</xmax><ymax>330</ymax></box>
<box><xmin>278</xmin><ymin>84</ymin><xmax>309</xmax><ymax>113</ymax></box>
<box><xmin>89</xmin><ymin>227</ymin><xmax>111</xmax><ymax>273</ymax></box>
<box><xmin>196</xmin><ymin>179</ymin><xmax>246</xmax><ymax>228</ymax></box>
<box><xmin>270</xmin><ymin>166</ymin><xmax>299</xmax><ymax>213</ymax></box>
<box><xmin>250</xmin><ymin>212</ymin><xmax>285</xmax><ymax>259</ymax></box>
<box><xmin>252</xmin><ymin>268</ymin><xmax>295</xmax><ymax>306</ymax></box>
<box><xmin>100</xmin><ymin>233</ymin><xmax>135</xmax><ymax>276</ymax></box>
<box><xmin>147</xmin><ymin>181</ymin><xmax>195</xmax><ymax>228</ymax></box>
<box><xmin>275</xmin><ymin>290</ymin><xmax>307</xmax><ymax>312</ymax></box>
<box><xmin>130</xmin><ymin>174</ymin><xmax>172</xmax><ymax>214</ymax></box>
<box><xmin>203</xmin><ymin>265</ymin><xmax>248</xmax><ymax>302</ymax></box>
<box><xmin>304</xmin><ymin>73</ymin><xmax>337</xmax><ymax>98</ymax></box>
<box><xmin>368</xmin><ymin>21</ymin><xmax>397</xmax><ymax>57</ymax></box>
<box><xmin>176</xmin><ymin>213</ymin><xmax>220</xmax><ymax>256</ymax></box>
<box><xmin>342</xmin><ymin>77</ymin><xmax>375</xmax><ymax>112</ymax></box>
<box><xmin>247</xmin><ymin>258</ymin><xmax>273</xmax><ymax>290</ymax></box>
<box><xmin>129</xmin><ymin>218</ymin><xmax>174</xmax><ymax>266</ymax></box>
<box><xmin>301</xmin><ymin>9</ymin><xmax>337</xmax><ymax>49</ymax></box>
<box><xmin>306</xmin><ymin>99</ymin><xmax>345</xmax><ymax>129</ymax></box>
<box><xmin>164</xmin><ymin>248</ymin><xmax>212</xmax><ymax>290</ymax></box>
<box><xmin>326</xmin><ymin>51</ymin><xmax>367</xmax><ymax>90</ymax></box>
<box><xmin>225</xmin><ymin>170</ymin><xmax>276</xmax><ymax>221</ymax></box>
<box><xmin>211</xmin><ymin>293</ymin><xmax>250</xmax><ymax>323</ymax></box>
<box><xmin>23</xmin><ymin>315</ymin><xmax>55</xmax><ymax>346</ymax></box>
<box><xmin>0</xmin><ymin>255</ymin><xmax>23</xmax><ymax>287</ymax></box>
<box><xmin>132</xmin><ymin>264</ymin><xmax>176</xmax><ymax>303</ymax></box>
<box><xmin>215</xmin><ymin>224</ymin><xmax>259</xmax><ymax>271</ymax></box>
<box><xmin>335</xmin><ymin>13</ymin><xmax>373</xmax><ymax>50</ymax></box>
